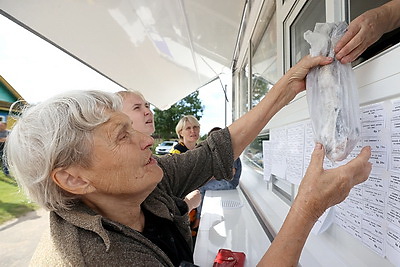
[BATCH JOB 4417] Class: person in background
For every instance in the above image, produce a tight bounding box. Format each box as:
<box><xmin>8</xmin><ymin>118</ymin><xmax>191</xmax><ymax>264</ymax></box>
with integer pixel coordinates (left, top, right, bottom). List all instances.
<box><xmin>116</xmin><ymin>90</ymin><xmax>155</xmax><ymax>135</ymax></box>
<box><xmin>5</xmin><ymin>55</ymin><xmax>372</xmax><ymax>266</ymax></box>
<box><xmin>170</xmin><ymin>115</ymin><xmax>202</xmax><ymax>242</ymax></box>
<box><xmin>118</xmin><ymin>90</ymin><xmax>202</xmax><ymax>242</ymax></box>
<box><xmin>196</xmin><ymin>126</ymin><xmax>242</xmax><ymax>216</ymax></box>
<box><xmin>335</xmin><ymin>0</ymin><xmax>400</xmax><ymax>64</ymax></box>
<box><xmin>0</xmin><ymin>122</ymin><xmax>9</xmax><ymax>176</ymax></box>
<box><xmin>170</xmin><ymin>115</ymin><xmax>200</xmax><ymax>153</ymax></box>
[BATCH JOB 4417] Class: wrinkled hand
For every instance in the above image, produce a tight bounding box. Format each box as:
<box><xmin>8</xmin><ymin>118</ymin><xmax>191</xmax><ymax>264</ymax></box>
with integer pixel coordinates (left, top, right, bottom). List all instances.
<box><xmin>184</xmin><ymin>189</ymin><xmax>202</xmax><ymax>211</ymax></box>
<box><xmin>335</xmin><ymin>5</ymin><xmax>392</xmax><ymax>63</ymax></box>
<box><xmin>293</xmin><ymin>143</ymin><xmax>372</xmax><ymax>222</ymax></box>
<box><xmin>283</xmin><ymin>55</ymin><xmax>333</xmax><ymax>97</ymax></box>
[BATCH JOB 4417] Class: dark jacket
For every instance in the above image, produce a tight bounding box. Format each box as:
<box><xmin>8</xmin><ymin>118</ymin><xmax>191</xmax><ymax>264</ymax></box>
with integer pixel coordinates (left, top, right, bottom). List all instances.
<box><xmin>170</xmin><ymin>141</ymin><xmax>189</xmax><ymax>154</ymax></box>
<box><xmin>30</xmin><ymin>128</ymin><xmax>234</xmax><ymax>266</ymax></box>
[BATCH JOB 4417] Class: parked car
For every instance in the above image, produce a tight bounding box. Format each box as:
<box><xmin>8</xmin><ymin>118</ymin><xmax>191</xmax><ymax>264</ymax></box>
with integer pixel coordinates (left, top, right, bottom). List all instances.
<box><xmin>155</xmin><ymin>140</ymin><xmax>178</xmax><ymax>155</ymax></box>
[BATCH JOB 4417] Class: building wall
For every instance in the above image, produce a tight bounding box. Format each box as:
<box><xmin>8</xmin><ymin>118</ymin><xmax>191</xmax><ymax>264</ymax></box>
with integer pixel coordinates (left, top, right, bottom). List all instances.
<box><xmin>232</xmin><ymin>0</ymin><xmax>400</xmax><ymax>266</ymax></box>
<box><xmin>0</xmin><ymin>75</ymin><xmax>24</xmax><ymax>127</ymax></box>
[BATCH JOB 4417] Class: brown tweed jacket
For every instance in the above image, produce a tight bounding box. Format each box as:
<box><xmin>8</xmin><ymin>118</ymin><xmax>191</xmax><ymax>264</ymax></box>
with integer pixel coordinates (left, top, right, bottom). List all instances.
<box><xmin>30</xmin><ymin>128</ymin><xmax>234</xmax><ymax>266</ymax></box>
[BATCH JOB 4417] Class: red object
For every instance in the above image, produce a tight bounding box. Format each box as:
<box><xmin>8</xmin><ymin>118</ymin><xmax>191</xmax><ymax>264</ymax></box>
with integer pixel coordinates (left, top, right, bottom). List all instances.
<box><xmin>213</xmin><ymin>249</ymin><xmax>246</xmax><ymax>267</ymax></box>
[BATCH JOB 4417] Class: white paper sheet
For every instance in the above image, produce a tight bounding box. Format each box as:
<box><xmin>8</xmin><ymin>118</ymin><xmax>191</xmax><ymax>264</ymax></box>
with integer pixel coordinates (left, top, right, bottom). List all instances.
<box><xmin>386</xmin><ymin>205</ymin><xmax>400</xmax><ymax>228</ymax></box>
<box><xmin>391</xmin><ymin>99</ymin><xmax>400</xmax><ymax>120</ymax></box>
<box><xmin>362</xmin><ymin>121</ymin><xmax>386</xmax><ymax>136</ymax></box>
<box><xmin>364</xmin><ymin>202</ymin><xmax>385</xmax><ymax>221</ymax></box>
<box><xmin>362</xmin><ymin>229</ymin><xmax>385</xmax><ymax>256</ymax></box>
<box><xmin>303</xmin><ymin>120</ymin><xmax>314</xmax><ymax>174</ymax></box>
<box><xmin>386</xmin><ymin>225</ymin><xmax>400</xmax><ymax>266</ymax></box>
<box><xmin>369</xmin><ymin>151</ymin><xmax>388</xmax><ymax>169</ymax></box>
<box><xmin>364</xmin><ymin>168</ymin><xmax>388</xmax><ymax>192</ymax></box>
<box><xmin>362</xmin><ymin>102</ymin><xmax>385</xmax><ymax>122</ymax></box>
<box><xmin>262</xmin><ymin>140</ymin><xmax>272</xmax><ymax>182</ymax></box>
<box><xmin>311</xmin><ymin>207</ymin><xmax>334</xmax><ymax>235</ymax></box>
<box><xmin>389</xmin><ymin>171</ymin><xmax>400</xmax><ymax>192</ymax></box>
<box><xmin>270</xmin><ymin>127</ymin><xmax>287</xmax><ymax>179</ymax></box>
<box><xmin>362</xmin><ymin>217</ymin><xmax>385</xmax><ymax>238</ymax></box>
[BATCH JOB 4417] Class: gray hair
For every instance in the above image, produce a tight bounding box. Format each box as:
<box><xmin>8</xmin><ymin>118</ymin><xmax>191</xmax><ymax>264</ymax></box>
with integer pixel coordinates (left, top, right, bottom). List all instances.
<box><xmin>5</xmin><ymin>90</ymin><xmax>122</xmax><ymax>211</ymax></box>
<box><xmin>175</xmin><ymin>115</ymin><xmax>200</xmax><ymax>141</ymax></box>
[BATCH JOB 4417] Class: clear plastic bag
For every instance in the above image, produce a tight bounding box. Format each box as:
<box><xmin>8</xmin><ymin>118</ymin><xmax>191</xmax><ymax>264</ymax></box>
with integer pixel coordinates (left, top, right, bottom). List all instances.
<box><xmin>304</xmin><ymin>22</ymin><xmax>361</xmax><ymax>162</ymax></box>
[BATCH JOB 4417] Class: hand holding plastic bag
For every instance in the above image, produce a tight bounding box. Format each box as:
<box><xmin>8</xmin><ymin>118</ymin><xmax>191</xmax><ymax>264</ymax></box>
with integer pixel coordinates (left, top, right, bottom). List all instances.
<box><xmin>304</xmin><ymin>22</ymin><xmax>361</xmax><ymax>162</ymax></box>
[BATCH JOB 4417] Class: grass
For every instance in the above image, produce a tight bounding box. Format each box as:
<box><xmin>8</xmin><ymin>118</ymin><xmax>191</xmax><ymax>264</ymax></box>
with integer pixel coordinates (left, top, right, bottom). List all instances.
<box><xmin>0</xmin><ymin>172</ymin><xmax>38</xmax><ymax>225</ymax></box>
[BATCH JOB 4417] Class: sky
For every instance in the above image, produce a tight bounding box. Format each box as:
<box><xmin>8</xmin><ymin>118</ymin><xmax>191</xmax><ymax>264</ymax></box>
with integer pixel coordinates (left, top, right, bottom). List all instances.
<box><xmin>0</xmin><ymin>15</ymin><xmax>227</xmax><ymax>136</ymax></box>
<box><xmin>197</xmin><ymin>75</ymin><xmax>231</xmax><ymax>136</ymax></box>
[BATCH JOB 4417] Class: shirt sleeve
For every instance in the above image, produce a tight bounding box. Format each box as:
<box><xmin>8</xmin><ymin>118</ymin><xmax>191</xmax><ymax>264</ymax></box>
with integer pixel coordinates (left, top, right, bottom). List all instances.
<box><xmin>157</xmin><ymin>127</ymin><xmax>234</xmax><ymax>198</ymax></box>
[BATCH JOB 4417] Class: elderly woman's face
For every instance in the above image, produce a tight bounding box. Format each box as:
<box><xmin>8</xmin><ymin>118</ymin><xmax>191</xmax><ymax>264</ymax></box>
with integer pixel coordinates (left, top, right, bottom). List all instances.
<box><xmin>78</xmin><ymin>111</ymin><xmax>163</xmax><ymax>195</ymax></box>
<box><xmin>121</xmin><ymin>93</ymin><xmax>155</xmax><ymax>135</ymax></box>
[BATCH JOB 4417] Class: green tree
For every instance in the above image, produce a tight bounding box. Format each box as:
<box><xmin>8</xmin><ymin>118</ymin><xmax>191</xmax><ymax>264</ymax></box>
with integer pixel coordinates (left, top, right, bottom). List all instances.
<box><xmin>154</xmin><ymin>91</ymin><xmax>204</xmax><ymax>139</ymax></box>
<box><xmin>252</xmin><ymin>74</ymin><xmax>273</xmax><ymax>107</ymax></box>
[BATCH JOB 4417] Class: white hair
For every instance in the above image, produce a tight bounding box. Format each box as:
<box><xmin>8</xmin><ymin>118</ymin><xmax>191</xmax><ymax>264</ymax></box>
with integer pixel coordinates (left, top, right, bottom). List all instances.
<box><xmin>5</xmin><ymin>90</ymin><xmax>122</xmax><ymax>211</ymax></box>
<box><xmin>116</xmin><ymin>89</ymin><xmax>146</xmax><ymax>101</ymax></box>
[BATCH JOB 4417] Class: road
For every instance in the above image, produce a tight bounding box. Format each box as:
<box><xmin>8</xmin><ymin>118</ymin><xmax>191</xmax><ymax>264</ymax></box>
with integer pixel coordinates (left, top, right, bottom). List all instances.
<box><xmin>0</xmin><ymin>209</ymin><xmax>49</xmax><ymax>267</ymax></box>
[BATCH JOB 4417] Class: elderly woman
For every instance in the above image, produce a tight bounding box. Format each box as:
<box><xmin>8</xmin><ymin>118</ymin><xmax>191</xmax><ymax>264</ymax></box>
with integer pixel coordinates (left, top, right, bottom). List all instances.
<box><xmin>5</xmin><ymin>55</ymin><xmax>371</xmax><ymax>266</ymax></box>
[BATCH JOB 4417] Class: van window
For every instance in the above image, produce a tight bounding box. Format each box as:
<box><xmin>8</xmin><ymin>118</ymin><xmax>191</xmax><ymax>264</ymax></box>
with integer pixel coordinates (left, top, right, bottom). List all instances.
<box><xmin>290</xmin><ymin>0</ymin><xmax>326</xmax><ymax>66</ymax></box>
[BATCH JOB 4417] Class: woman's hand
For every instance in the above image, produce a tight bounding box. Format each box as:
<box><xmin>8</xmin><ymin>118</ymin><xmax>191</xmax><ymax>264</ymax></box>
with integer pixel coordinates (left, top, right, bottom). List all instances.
<box><xmin>287</xmin><ymin>55</ymin><xmax>333</xmax><ymax>95</ymax></box>
<box><xmin>184</xmin><ymin>189</ymin><xmax>202</xmax><ymax>211</ymax></box>
<box><xmin>293</xmin><ymin>144</ymin><xmax>372</xmax><ymax>222</ymax></box>
<box><xmin>228</xmin><ymin>55</ymin><xmax>332</xmax><ymax>159</ymax></box>
<box><xmin>258</xmin><ymin>144</ymin><xmax>371</xmax><ymax>266</ymax></box>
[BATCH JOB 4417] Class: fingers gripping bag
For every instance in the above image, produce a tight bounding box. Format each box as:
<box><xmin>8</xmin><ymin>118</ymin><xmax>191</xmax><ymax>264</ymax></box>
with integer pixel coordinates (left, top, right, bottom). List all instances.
<box><xmin>304</xmin><ymin>22</ymin><xmax>361</xmax><ymax>162</ymax></box>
